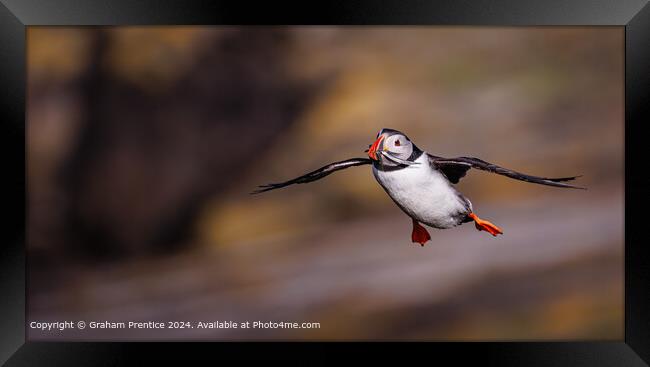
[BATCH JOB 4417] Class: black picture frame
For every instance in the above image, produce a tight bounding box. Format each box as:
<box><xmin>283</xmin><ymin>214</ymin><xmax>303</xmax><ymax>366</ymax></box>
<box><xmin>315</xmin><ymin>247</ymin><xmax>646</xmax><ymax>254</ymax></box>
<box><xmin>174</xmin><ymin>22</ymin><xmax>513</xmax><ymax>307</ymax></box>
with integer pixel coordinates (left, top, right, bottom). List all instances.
<box><xmin>1</xmin><ymin>0</ymin><xmax>648</xmax><ymax>365</ymax></box>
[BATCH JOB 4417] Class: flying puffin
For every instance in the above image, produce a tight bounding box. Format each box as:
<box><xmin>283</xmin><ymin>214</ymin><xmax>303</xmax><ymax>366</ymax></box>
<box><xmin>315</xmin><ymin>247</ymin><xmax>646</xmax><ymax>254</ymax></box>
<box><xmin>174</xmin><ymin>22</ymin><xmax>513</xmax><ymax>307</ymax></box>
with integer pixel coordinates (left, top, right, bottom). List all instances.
<box><xmin>253</xmin><ymin>128</ymin><xmax>584</xmax><ymax>246</ymax></box>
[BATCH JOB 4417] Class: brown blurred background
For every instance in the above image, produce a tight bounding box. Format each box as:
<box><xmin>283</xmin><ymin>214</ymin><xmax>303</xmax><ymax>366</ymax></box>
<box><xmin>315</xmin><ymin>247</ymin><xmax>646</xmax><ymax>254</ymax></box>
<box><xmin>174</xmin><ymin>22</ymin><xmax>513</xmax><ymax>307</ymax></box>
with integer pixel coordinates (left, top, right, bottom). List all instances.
<box><xmin>27</xmin><ymin>26</ymin><xmax>623</xmax><ymax>340</ymax></box>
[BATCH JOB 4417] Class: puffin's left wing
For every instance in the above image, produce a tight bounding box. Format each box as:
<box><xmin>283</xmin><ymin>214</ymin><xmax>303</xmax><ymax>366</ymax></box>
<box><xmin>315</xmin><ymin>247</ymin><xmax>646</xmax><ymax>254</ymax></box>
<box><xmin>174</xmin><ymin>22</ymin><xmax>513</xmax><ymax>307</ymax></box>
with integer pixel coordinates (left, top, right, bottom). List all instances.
<box><xmin>252</xmin><ymin>158</ymin><xmax>373</xmax><ymax>194</ymax></box>
<box><xmin>428</xmin><ymin>154</ymin><xmax>585</xmax><ymax>189</ymax></box>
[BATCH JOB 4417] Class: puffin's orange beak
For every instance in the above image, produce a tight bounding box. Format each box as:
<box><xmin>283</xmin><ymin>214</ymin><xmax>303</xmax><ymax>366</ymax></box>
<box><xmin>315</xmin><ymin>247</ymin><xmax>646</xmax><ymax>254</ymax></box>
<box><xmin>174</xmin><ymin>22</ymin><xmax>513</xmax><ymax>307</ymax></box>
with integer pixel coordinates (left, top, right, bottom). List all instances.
<box><xmin>367</xmin><ymin>135</ymin><xmax>384</xmax><ymax>161</ymax></box>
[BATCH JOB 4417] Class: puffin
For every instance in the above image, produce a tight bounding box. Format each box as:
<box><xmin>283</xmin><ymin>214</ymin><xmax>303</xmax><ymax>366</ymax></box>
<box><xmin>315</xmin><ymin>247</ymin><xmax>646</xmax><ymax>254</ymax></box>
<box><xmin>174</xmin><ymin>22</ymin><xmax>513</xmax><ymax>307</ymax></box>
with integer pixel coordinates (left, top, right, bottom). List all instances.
<box><xmin>253</xmin><ymin>128</ymin><xmax>584</xmax><ymax>246</ymax></box>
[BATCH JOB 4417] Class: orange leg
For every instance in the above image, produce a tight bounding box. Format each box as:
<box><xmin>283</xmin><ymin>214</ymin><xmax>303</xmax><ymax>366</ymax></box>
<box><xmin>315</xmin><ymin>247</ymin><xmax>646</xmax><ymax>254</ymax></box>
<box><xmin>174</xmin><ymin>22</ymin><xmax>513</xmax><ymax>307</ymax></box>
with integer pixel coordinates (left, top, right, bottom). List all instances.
<box><xmin>467</xmin><ymin>213</ymin><xmax>503</xmax><ymax>237</ymax></box>
<box><xmin>411</xmin><ymin>219</ymin><xmax>431</xmax><ymax>246</ymax></box>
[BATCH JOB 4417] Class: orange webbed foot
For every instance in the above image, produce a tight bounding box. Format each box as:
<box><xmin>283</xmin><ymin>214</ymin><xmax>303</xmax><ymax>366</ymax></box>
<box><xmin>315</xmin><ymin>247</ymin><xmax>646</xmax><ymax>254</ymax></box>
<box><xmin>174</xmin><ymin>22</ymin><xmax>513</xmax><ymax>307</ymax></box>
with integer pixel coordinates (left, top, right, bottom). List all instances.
<box><xmin>411</xmin><ymin>219</ymin><xmax>431</xmax><ymax>246</ymax></box>
<box><xmin>468</xmin><ymin>213</ymin><xmax>503</xmax><ymax>237</ymax></box>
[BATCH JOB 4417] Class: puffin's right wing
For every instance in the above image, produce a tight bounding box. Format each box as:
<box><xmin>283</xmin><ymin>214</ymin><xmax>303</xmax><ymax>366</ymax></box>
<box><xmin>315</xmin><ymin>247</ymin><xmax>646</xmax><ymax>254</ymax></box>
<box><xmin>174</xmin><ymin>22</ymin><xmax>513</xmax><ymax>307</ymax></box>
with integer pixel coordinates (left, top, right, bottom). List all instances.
<box><xmin>252</xmin><ymin>158</ymin><xmax>373</xmax><ymax>194</ymax></box>
<box><xmin>428</xmin><ymin>154</ymin><xmax>585</xmax><ymax>189</ymax></box>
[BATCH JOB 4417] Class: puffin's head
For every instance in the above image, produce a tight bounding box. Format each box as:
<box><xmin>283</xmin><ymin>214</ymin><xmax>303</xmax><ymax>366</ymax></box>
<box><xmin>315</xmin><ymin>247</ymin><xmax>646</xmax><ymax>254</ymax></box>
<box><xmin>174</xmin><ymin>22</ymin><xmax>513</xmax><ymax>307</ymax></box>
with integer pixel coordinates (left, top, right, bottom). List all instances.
<box><xmin>366</xmin><ymin>128</ymin><xmax>419</xmax><ymax>166</ymax></box>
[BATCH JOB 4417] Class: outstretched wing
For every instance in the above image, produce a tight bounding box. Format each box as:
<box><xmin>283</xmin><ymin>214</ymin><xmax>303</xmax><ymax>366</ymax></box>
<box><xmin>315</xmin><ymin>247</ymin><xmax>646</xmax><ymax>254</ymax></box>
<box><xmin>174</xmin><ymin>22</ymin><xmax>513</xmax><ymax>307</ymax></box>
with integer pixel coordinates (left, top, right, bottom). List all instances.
<box><xmin>428</xmin><ymin>154</ymin><xmax>585</xmax><ymax>189</ymax></box>
<box><xmin>252</xmin><ymin>158</ymin><xmax>373</xmax><ymax>194</ymax></box>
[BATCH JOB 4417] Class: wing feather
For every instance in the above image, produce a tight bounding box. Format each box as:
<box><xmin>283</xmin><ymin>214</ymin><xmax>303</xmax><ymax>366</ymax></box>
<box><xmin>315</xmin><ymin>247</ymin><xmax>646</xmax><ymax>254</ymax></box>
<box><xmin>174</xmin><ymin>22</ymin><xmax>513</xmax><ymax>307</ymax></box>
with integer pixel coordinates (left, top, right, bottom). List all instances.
<box><xmin>252</xmin><ymin>158</ymin><xmax>373</xmax><ymax>194</ymax></box>
<box><xmin>428</xmin><ymin>154</ymin><xmax>585</xmax><ymax>189</ymax></box>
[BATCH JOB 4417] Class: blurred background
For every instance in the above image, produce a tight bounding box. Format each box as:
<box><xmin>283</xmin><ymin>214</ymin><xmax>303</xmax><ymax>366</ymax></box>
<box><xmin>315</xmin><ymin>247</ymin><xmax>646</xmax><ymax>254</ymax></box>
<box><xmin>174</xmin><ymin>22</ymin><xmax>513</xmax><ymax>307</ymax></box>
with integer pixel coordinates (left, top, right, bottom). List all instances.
<box><xmin>27</xmin><ymin>26</ymin><xmax>623</xmax><ymax>340</ymax></box>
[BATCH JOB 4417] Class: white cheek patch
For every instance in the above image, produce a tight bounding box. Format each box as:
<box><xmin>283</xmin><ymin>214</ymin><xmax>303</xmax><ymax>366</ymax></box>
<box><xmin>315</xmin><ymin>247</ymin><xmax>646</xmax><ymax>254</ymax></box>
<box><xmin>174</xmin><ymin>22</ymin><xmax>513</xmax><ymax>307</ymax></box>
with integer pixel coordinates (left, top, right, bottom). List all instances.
<box><xmin>390</xmin><ymin>144</ymin><xmax>413</xmax><ymax>160</ymax></box>
<box><xmin>380</xmin><ymin>151</ymin><xmax>419</xmax><ymax>165</ymax></box>
<box><xmin>391</xmin><ymin>145</ymin><xmax>410</xmax><ymax>155</ymax></box>
<box><xmin>385</xmin><ymin>135</ymin><xmax>413</xmax><ymax>158</ymax></box>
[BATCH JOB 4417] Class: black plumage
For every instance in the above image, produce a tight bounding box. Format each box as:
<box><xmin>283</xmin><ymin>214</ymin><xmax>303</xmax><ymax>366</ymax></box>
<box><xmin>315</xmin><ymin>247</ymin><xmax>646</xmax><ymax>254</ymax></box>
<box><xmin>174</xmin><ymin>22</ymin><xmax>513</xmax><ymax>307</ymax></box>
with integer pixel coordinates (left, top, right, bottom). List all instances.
<box><xmin>251</xmin><ymin>158</ymin><xmax>372</xmax><ymax>194</ymax></box>
<box><xmin>428</xmin><ymin>155</ymin><xmax>584</xmax><ymax>189</ymax></box>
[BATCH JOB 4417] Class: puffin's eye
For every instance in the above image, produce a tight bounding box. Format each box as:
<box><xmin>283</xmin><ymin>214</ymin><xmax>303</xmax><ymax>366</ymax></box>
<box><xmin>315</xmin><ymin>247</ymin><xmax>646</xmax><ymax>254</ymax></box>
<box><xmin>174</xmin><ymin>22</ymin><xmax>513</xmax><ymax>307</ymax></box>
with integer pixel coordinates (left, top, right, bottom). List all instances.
<box><xmin>395</xmin><ymin>140</ymin><xmax>401</xmax><ymax>147</ymax></box>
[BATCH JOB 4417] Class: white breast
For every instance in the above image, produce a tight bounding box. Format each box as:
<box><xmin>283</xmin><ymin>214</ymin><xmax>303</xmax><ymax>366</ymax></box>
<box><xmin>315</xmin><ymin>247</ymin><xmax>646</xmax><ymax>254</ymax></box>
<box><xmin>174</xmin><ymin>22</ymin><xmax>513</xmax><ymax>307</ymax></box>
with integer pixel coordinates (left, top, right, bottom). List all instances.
<box><xmin>372</xmin><ymin>154</ymin><xmax>470</xmax><ymax>229</ymax></box>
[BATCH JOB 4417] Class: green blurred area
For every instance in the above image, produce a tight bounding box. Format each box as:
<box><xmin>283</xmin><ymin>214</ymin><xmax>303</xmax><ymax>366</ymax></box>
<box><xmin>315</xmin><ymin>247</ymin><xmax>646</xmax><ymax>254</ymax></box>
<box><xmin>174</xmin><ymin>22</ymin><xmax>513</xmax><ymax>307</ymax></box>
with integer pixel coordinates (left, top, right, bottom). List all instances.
<box><xmin>27</xmin><ymin>26</ymin><xmax>623</xmax><ymax>340</ymax></box>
